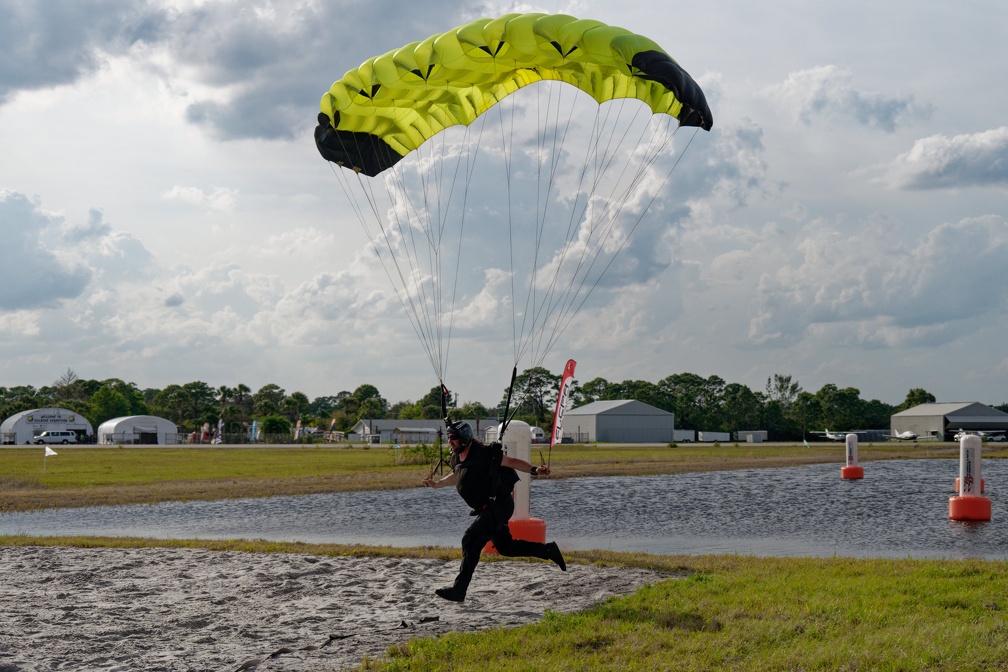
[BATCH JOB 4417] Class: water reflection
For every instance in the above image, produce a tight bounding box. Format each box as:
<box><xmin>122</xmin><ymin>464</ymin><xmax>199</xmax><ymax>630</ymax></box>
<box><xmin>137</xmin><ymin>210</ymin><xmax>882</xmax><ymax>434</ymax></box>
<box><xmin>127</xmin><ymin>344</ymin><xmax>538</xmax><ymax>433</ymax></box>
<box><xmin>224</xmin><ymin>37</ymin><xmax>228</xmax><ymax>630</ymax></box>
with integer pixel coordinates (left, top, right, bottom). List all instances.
<box><xmin>3</xmin><ymin>459</ymin><xmax>1007</xmax><ymax>559</ymax></box>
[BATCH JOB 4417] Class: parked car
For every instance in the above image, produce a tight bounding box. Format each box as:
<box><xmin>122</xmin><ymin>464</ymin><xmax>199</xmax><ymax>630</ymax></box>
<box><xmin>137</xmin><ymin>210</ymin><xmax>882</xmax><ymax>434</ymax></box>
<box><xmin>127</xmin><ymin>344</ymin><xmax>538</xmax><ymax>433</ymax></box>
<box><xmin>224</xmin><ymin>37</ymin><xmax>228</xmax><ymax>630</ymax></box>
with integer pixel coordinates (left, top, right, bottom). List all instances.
<box><xmin>34</xmin><ymin>430</ymin><xmax>78</xmax><ymax>445</ymax></box>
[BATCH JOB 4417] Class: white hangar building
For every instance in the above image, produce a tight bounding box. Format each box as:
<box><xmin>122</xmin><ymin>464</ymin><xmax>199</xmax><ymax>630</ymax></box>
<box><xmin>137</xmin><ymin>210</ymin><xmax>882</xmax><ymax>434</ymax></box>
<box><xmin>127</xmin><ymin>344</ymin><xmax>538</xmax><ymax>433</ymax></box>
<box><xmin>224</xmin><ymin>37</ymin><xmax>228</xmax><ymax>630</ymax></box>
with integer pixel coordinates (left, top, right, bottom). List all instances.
<box><xmin>564</xmin><ymin>399</ymin><xmax>675</xmax><ymax>443</ymax></box>
<box><xmin>351</xmin><ymin>418</ymin><xmax>496</xmax><ymax>444</ymax></box>
<box><xmin>0</xmin><ymin>407</ymin><xmax>95</xmax><ymax>445</ymax></box>
<box><xmin>97</xmin><ymin>415</ymin><xmax>180</xmax><ymax>445</ymax></box>
<box><xmin>891</xmin><ymin>402</ymin><xmax>1008</xmax><ymax>440</ymax></box>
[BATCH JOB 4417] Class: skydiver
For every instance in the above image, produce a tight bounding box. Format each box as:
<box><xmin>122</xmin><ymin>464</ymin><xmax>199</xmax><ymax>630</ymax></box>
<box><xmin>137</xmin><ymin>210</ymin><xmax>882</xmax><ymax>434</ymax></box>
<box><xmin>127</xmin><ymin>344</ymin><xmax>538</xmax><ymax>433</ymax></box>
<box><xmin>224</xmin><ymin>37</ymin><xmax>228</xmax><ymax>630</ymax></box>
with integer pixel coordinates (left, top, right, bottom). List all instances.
<box><xmin>421</xmin><ymin>420</ymin><xmax>567</xmax><ymax>602</ymax></box>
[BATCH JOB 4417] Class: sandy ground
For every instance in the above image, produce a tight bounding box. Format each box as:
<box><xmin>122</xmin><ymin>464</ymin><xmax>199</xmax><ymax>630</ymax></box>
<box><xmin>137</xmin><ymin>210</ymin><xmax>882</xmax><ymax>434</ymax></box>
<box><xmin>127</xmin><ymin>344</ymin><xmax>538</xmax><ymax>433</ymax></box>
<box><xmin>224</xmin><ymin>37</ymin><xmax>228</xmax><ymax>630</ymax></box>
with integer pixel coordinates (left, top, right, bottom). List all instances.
<box><xmin>0</xmin><ymin>545</ymin><xmax>669</xmax><ymax>671</ymax></box>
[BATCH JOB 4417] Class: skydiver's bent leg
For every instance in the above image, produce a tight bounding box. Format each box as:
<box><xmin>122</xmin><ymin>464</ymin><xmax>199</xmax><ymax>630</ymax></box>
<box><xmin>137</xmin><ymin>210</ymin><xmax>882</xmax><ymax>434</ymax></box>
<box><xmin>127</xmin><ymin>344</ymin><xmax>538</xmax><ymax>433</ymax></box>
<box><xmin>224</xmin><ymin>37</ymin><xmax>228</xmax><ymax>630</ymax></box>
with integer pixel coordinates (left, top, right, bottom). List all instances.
<box><xmin>490</xmin><ymin>526</ymin><xmax>567</xmax><ymax>571</ymax></box>
<box><xmin>489</xmin><ymin>498</ymin><xmax>567</xmax><ymax>571</ymax></box>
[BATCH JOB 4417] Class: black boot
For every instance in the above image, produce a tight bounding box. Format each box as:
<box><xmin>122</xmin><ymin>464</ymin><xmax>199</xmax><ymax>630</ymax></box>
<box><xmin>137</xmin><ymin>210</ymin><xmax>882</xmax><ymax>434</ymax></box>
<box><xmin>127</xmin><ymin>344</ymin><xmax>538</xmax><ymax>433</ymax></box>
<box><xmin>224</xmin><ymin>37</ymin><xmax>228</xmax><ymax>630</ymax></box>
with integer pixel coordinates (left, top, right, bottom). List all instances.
<box><xmin>435</xmin><ymin>586</ymin><xmax>466</xmax><ymax>602</ymax></box>
<box><xmin>546</xmin><ymin>542</ymin><xmax>566</xmax><ymax>571</ymax></box>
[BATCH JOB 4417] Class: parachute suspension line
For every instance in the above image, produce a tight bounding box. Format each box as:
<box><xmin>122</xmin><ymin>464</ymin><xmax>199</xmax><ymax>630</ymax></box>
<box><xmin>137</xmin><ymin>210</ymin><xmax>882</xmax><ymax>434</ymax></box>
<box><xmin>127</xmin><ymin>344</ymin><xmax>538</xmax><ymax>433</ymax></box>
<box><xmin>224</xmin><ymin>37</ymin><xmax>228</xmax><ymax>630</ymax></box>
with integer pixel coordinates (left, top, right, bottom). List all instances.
<box><xmin>541</xmin><ymin>117</ymin><xmax>678</xmax><ymax>354</ymax></box>
<box><xmin>496</xmin><ymin>90</ymin><xmax>520</xmax><ymax>366</ymax></box>
<box><xmin>394</xmin><ymin>113</ymin><xmax>485</xmax><ymax>384</ymax></box>
<box><xmin>356</xmin><ymin>86</ymin><xmax>455</xmax><ymax>384</ymax></box>
<box><xmin>378</xmin><ymin>154</ymin><xmax>445</xmax><ymax>379</ymax></box>
<box><xmin>536</xmin><ymin>82</ymin><xmax>584</xmax><ymax>364</ymax></box>
<box><xmin>519</xmin><ymin>105</ymin><xmax>690</xmax><ymax>364</ymax></box>
<box><xmin>542</xmin><ymin>124</ymin><xmax>699</xmax><ymax>355</ymax></box>
<box><xmin>519</xmin><ymin>100</ymin><xmax>603</xmax><ymax>367</ymax></box>
<box><xmin>545</xmin><ymin>101</ymin><xmax>665</xmax><ymax>324</ymax></box>
<box><xmin>326</xmin><ymin>160</ymin><xmax>443</xmax><ymax>376</ymax></box>
<box><xmin>332</xmin><ymin>106</ymin><xmax>447</xmax><ymax>380</ymax></box>
<box><xmin>494</xmin><ymin>78</ymin><xmax>588</xmax><ymax>374</ymax></box>
<box><xmin>439</xmin><ymin>116</ymin><xmax>490</xmax><ymax>384</ymax></box>
<box><xmin>498</xmin><ymin>80</ymin><xmax>596</xmax><ymax>373</ymax></box>
<box><xmin>322</xmin><ymin>118</ymin><xmax>448</xmax><ymax>384</ymax></box>
<box><xmin>509</xmin><ymin>79</ymin><xmax>583</xmax><ymax>370</ymax></box>
<box><xmin>523</xmin><ymin>79</ymin><xmax>581</xmax><ymax>367</ymax></box>
<box><xmin>529</xmin><ymin>80</ymin><xmax>569</xmax><ymax>360</ymax></box>
<box><xmin>408</xmin><ymin>139</ymin><xmax>446</xmax><ymax>380</ymax></box>
<box><xmin>417</xmin><ymin>132</ymin><xmax>449</xmax><ymax>380</ymax></box>
<box><xmin>529</xmin><ymin>94</ymin><xmax>615</xmax><ymax>346</ymax></box>
<box><xmin>536</xmin><ymin>90</ymin><xmax>632</xmax><ymax>350</ymax></box>
<box><xmin>368</xmin><ymin>168</ymin><xmax>449</xmax><ymax>379</ymax></box>
<box><xmin>514</xmin><ymin>82</ymin><xmax>549</xmax><ymax>368</ymax></box>
<box><xmin>516</xmin><ymin>94</ymin><xmax>651</xmax><ymax>368</ymax></box>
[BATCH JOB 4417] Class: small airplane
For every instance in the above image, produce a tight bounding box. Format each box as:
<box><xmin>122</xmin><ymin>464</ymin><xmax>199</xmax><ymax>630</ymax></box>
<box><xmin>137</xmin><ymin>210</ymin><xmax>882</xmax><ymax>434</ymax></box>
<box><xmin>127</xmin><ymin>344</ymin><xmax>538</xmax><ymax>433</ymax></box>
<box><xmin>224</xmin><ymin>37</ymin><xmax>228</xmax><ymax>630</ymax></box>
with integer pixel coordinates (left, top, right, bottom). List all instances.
<box><xmin>886</xmin><ymin>429</ymin><xmax>938</xmax><ymax>441</ymax></box>
<box><xmin>810</xmin><ymin>429</ymin><xmax>849</xmax><ymax>442</ymax></box>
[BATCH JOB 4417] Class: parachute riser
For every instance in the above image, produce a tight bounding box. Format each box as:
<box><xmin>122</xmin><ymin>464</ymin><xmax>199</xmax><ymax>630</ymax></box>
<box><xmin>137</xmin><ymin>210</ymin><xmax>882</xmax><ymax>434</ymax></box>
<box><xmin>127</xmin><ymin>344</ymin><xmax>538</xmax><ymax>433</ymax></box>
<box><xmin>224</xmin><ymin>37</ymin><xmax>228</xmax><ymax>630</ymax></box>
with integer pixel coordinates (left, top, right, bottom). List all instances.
<box><xmin>498</xmin><ymin>366</ymin><xmax>519</xmax><ymax>440</ymax></box>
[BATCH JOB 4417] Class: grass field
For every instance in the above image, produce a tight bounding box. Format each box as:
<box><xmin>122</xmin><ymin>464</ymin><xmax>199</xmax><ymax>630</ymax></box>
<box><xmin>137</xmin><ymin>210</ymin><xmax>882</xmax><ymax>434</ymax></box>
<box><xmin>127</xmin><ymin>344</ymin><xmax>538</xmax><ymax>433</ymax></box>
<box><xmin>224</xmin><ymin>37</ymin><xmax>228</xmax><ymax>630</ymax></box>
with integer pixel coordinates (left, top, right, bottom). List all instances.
<box><xmin>0</xmin><ymin>440</ymin><xmax>971</xmax><ymax>512</ymax></box>
<box><xmin>381</xmin><ymin>554</ymin><xmax>1008</xmax><ymax>671</ymax></box>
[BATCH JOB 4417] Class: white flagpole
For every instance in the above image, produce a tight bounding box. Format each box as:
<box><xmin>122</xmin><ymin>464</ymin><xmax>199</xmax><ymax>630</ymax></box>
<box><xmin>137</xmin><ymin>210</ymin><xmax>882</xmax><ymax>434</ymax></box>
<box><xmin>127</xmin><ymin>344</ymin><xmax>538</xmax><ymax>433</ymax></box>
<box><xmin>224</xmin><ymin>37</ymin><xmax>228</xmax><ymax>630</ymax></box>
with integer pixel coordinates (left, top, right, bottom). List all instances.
<box><xmin>43</xmin><ymin>446</ymin><xmax>57</xmax><ymax>473</ymax></box>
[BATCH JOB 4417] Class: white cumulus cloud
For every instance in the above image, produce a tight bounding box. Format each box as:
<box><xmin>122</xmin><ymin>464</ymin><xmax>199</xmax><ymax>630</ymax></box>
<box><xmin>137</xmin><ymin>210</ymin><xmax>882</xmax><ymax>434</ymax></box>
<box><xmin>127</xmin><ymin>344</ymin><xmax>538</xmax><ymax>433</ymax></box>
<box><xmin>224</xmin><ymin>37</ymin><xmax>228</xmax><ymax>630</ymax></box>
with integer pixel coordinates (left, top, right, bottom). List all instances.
<box><xmin>885</xmin><ymin>127</ymin><xmax>1008</xmax><ymax>190</ymax></box>
<box><xmin>765</xmin><ymin>65</ymin><xmax>931</xmax><ymax>132</ymax></box>
<box><xmin>162</xmin><ymin>185</ymin><xmax>238</xmax><ymax>211</ymax></box>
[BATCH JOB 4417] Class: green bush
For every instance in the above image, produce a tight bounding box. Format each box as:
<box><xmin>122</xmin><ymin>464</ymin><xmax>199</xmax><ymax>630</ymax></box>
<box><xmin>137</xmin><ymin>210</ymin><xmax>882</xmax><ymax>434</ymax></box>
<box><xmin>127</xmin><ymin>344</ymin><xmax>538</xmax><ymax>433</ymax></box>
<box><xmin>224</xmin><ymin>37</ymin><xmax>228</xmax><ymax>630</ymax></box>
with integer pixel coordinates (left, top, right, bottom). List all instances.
<box><xmin>394</xmin><ymin>441</ymin><xmax>441</xmax><ymax>467</ymax></box>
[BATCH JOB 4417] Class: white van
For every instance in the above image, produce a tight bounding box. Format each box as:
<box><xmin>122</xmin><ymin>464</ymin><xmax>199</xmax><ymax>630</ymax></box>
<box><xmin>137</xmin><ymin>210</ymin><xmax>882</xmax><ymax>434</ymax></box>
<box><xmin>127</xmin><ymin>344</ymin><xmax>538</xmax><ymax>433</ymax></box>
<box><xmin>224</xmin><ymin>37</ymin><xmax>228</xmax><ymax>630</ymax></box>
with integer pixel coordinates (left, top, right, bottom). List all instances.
<box><xmin>34</xmin><ymin>430</ymin><xmax>78</xmax><ymax>445</ymax></box>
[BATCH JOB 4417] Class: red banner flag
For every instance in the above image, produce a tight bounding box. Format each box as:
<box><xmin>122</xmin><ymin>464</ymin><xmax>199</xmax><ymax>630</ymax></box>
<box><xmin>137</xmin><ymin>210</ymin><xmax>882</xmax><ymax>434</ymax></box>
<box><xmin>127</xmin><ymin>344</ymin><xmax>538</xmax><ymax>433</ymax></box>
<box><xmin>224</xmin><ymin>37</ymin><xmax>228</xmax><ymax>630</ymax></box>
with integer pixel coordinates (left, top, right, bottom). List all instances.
<box><xmin>550</xmin><ymin>359</ymin><xmax>577</xmax><ymax>451</ymax></box>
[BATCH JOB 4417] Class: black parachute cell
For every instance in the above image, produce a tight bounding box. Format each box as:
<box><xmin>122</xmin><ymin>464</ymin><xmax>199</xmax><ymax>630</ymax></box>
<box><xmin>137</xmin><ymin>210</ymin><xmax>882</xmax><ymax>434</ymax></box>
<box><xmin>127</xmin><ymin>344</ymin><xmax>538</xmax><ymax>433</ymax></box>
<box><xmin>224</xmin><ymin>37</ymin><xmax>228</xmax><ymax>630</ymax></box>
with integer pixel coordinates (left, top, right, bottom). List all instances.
<box><xmin>314</xmin><ymin>113</ymin><xmax>403</xmax><ymax>177</ymax></box>
<box><xmin>631</xmin><ymin>51</ymin><xmax>713</xmax><ymax>131</ymax></box>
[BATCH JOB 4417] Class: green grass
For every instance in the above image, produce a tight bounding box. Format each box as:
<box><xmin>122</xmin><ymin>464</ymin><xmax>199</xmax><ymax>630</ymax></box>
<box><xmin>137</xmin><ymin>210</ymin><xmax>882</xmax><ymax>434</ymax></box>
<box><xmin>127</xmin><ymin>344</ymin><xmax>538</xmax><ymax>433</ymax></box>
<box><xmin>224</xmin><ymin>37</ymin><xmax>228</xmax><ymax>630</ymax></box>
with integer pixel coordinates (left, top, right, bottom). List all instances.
<box><xmin>0</xmin><ymin>444</ymin><xmax>440</xmax><ymax>510</ymax></box>
<box><xmin>0</xmin><ymin>442</ymin><xmax>949</xmax><ymax>485</ymax></box>
<box><xmin>0</xmin><ymin>441</ymin><xmax>979</xmax><ymax>511</ymax></box>
<box><xmin>378</xmin><ymin>555</ymin><xmax>1008</xmax><ymax>671</ymax></box>
<box><xmin>1</xmin><ymin>445</ymin><xmax>405</xmax><ymax>486</ymax></box>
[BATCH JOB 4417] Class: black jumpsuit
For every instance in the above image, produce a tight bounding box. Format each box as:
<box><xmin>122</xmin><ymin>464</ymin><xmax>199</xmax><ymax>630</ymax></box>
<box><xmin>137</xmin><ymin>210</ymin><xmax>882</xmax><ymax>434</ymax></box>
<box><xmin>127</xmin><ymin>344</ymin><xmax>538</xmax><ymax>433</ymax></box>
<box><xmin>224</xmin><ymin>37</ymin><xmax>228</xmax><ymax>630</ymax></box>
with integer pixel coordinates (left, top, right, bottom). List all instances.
<box><xmin>448</xmin><ymin>439</ymin><xmax>556</xmax><ymax>596</ymax></box>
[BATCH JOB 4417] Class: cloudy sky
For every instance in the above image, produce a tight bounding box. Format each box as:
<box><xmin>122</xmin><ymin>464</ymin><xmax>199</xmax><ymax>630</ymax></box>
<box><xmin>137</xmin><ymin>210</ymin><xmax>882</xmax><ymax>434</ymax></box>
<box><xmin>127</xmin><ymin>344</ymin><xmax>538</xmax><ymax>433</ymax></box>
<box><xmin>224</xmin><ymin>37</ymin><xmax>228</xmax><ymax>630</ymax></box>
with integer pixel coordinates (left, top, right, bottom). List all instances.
<box><xmin>1</xmin><ymin>0</ymin><xmax>1006</xmax><ymax>409</ymax></box>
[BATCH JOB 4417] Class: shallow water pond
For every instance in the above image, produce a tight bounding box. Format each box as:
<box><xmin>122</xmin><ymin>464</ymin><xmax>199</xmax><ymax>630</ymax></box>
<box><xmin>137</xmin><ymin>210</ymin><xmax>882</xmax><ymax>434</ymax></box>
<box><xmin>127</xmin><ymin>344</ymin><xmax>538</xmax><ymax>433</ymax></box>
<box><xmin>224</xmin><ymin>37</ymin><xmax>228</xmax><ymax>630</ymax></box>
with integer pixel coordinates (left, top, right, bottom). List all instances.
<box><xmin>3</xmin><ymin>459</ymin><xmax>1006</xmax><ymax>559</ymax></box>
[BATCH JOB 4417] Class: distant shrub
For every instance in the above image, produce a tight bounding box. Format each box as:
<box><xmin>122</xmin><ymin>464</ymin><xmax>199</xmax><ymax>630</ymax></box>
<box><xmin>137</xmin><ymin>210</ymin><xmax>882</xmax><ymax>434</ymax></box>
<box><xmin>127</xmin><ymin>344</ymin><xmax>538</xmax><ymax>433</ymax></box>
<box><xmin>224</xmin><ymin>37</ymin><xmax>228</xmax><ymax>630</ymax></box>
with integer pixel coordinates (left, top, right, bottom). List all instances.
<box><xmin>394</xmin><ymin>441</ymin><xmax>440</xmax><ymax>466</ymax></box>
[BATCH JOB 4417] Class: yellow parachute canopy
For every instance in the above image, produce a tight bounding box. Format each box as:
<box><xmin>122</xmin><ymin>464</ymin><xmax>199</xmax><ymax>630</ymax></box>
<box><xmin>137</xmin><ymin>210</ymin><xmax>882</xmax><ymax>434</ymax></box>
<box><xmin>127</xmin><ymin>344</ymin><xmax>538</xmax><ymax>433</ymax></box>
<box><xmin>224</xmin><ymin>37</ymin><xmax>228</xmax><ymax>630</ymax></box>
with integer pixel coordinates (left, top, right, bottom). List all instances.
<box><xmin>315</xmin><ymin>13</ymin><xmax>712</xmax><ymax>175</ymax></box>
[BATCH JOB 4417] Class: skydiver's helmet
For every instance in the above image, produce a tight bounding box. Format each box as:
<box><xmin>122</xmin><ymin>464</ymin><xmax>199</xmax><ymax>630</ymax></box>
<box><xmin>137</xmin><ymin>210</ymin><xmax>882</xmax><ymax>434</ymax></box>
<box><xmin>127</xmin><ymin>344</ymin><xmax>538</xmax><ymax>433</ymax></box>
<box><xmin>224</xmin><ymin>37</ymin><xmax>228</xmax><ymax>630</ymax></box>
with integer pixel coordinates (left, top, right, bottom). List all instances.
<box><xmin>446</xmin><ymin>421</ymin><xmax>473</xmax><ymax>449</ymax></box>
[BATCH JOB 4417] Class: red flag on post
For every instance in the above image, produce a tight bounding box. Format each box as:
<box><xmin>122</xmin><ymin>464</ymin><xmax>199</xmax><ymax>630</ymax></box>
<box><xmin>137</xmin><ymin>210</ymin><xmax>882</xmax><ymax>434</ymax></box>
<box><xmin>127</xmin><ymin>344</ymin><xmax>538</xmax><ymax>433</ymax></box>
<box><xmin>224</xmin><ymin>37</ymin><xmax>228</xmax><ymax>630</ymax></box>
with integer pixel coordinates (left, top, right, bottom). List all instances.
<box><xmin>549</xmin><ymin>359</ymin><xmax>577</xmax><ymax>463</ymax></box>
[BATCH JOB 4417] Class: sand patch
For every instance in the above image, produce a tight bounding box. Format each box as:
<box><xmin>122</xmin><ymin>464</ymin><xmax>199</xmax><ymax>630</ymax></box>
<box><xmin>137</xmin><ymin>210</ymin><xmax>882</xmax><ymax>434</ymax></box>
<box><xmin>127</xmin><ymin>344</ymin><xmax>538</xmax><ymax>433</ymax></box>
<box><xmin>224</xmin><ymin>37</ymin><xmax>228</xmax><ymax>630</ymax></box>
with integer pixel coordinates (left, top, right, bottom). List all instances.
<box><xmin>0</xmin><ymin>545</ymin><xmax>668</xmax><ymax>671</ymax></box>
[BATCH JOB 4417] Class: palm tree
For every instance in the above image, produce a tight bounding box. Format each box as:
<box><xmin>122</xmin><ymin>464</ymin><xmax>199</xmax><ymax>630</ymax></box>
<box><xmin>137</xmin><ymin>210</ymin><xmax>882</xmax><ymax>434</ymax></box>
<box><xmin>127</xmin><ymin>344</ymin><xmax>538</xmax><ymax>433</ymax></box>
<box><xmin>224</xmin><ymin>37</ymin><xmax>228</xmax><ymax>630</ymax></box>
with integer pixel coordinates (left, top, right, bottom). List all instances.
<box><xmin>153</xmin><ymin>385</ymin><xmax>191</xmax><ymax>428</ymax></box>
<box><xmin>217</xmin><ymin>385</ymin><xmax>232</xmax><ymax>415</ymax></box>
<box><xmin>288</xmin><ymin>391</ymin><xmax>310</xmax><ymax>420</ymax></box>
<box><xmin>279</xmin><ymin>397</ymin><xmax>298</xmax><ymax>422</ymax></box>
<box><xmin>234</xmin><ymin>383</ymin><xmax>251</xmax><ymax>426</ymax></box>
<box><xmin>221</xmin><ymin>405</ymin><xmax>242</xmax><ymax>440</ymax></box>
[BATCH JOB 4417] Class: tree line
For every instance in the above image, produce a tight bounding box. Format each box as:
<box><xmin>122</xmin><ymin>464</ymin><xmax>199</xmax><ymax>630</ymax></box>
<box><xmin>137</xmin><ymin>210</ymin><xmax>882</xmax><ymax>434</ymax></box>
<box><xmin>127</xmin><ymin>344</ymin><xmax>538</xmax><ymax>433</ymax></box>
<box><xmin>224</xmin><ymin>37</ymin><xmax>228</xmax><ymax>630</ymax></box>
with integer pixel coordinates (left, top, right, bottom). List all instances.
<box><xmin>0</xmin><ymin>368</ymin><xmax>390</xmax><ymax>440</ymax></box>
<box><xmin>2</xmin><ymin>368</ymin><xmax>1004</xmax><ymax>442</ymax></box>
<box><xmin>502</xmin><ymin>369</ymin><xmax>946</xmax><ymax>441</ymax></box>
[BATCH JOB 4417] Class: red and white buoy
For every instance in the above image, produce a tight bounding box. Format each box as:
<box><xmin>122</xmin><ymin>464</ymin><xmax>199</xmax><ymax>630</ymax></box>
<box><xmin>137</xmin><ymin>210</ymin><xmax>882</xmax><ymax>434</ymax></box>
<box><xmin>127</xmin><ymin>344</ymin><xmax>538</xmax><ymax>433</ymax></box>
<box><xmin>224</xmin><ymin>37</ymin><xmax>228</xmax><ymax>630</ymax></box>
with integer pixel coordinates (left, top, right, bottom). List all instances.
<box><xmin>949</xmin><ymin>434</ymin><xmax>991</xmax><ymax>522</ymax></box>
<box><xmin>841</xmin><ymin>433</ymin><xmax>864</xmax><ymax>480</ymax></box>
<box><xmin>485</xmin><ymin>420</ymin><xmax>546</xmax><ymax>553</ymax></box>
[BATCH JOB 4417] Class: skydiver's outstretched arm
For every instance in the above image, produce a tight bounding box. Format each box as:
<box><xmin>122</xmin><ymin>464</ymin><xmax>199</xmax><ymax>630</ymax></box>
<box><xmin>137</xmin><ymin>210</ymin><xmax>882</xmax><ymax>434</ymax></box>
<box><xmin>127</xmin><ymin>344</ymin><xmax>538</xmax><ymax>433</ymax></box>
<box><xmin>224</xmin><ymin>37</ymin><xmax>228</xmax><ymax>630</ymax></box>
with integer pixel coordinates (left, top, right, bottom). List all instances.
<box><xmin>423</xmin><ymin>472</ymin><xmax>456</xmax><ymax>488</ymax></box>
<box><xmin>501</xmin><ymin>455</ymin><xmax>550</xmax><ymax>477</ymax></box>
